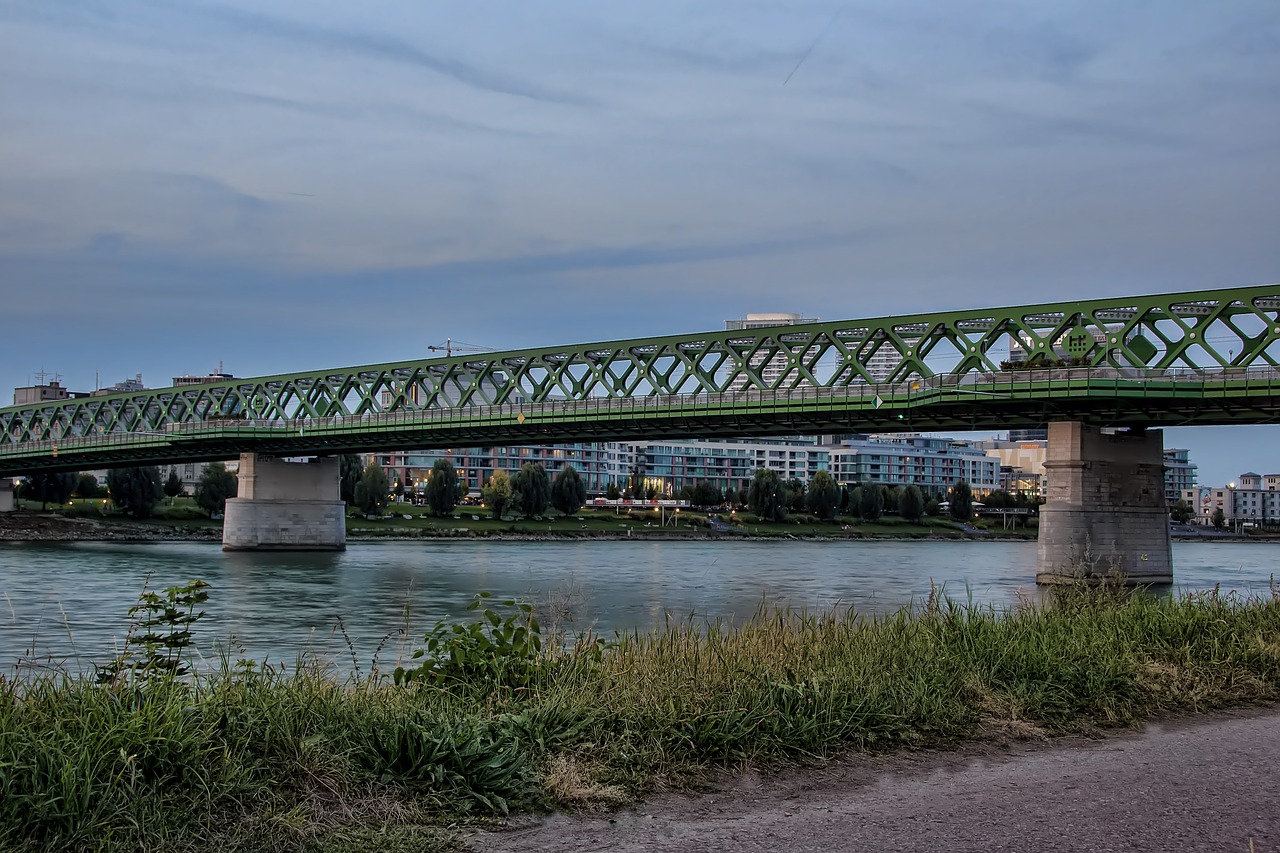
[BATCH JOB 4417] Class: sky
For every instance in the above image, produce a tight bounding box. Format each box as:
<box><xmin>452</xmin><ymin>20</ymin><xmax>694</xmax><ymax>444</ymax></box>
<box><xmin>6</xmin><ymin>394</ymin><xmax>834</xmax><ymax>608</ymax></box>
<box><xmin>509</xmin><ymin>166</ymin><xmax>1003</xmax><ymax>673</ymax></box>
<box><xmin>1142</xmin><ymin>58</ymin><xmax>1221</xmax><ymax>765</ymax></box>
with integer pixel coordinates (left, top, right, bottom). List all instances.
<box><xmin>1</xmin><ymin>0</ymin><xmax>1278</xmax><ymax>485</ymax></box>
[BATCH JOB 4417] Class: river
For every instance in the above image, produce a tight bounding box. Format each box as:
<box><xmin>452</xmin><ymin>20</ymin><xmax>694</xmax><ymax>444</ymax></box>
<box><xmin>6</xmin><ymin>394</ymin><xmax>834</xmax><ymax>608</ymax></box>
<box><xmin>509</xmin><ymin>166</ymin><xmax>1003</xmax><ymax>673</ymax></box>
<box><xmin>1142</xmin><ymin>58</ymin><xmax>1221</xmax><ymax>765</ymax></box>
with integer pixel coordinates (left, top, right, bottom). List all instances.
<box><xmin>1</xmin><ymin>539</ymin><xmax>1276</xmax><ymax>677</ymax></box>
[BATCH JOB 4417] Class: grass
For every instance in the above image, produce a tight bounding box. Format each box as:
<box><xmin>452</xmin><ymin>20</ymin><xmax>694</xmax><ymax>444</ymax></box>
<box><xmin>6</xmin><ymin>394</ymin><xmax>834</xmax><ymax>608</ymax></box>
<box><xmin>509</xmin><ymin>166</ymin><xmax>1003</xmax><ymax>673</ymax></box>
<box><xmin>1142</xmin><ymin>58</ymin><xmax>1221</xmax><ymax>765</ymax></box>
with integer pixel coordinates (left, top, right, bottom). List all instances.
<box><xmin>1</xmin><ymin>581</ymin><xmax>1278</xmax><ymax>851</ymax></box>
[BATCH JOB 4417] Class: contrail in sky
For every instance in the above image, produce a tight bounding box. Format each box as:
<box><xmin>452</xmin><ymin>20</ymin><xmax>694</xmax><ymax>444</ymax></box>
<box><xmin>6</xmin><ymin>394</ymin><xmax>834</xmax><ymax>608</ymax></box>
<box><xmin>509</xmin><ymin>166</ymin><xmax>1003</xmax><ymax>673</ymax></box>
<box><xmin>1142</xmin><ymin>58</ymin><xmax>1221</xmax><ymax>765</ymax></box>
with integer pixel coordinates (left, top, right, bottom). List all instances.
<box><xmin>783</xmin><ymin>6</ymin><xmax>845</xmax><ymax>85</ymax></box>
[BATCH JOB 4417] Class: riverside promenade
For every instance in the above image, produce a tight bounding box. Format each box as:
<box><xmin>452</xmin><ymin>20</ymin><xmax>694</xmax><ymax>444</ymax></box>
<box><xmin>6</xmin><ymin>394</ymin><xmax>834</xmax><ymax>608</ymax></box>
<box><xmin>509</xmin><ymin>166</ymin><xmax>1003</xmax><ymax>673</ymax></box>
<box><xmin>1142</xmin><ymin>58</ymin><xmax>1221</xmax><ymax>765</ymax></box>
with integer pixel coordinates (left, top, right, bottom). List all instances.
<box><xmin>472</xmin><ymin>708</ymin><xmax>1280</xmax><ymax>852</ymax></box>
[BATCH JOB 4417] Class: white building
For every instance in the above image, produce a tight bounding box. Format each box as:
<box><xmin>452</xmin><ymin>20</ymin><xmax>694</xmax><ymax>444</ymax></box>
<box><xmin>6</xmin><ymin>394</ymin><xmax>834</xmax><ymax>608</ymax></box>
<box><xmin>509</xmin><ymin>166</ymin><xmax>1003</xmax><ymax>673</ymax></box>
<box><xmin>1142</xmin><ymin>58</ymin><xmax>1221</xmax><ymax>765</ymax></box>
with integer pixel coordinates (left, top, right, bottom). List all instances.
<box><xmin>625</xmin><ymin>437</ymin><xmax>827</xmax><ymax>497</ymax></box>
<box><xmin>827</xmin><ymin>434</ymin><xmax>1000</xmax><ymax>497</ymax></box>
<box><xmin>724</xmin><ymin>313</ymin><xmax>820</xmax><ymax>391</ymax></box>
<box><xmin>1183</xmin><ymin>472</ymin><xmax>1280</xmax><ymax>526</ymax></box>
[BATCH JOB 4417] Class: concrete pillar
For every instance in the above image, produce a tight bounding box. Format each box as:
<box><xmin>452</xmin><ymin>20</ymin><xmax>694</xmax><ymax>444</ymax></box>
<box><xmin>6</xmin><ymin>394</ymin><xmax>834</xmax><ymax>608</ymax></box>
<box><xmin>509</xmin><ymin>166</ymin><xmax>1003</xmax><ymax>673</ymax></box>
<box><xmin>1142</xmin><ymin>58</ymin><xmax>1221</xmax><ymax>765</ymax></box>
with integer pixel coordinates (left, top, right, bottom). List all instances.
<box><xmin>0</xmin><ymin>479</ymin><xmax>14</xmax><ymax>513</ymax></box>
<box><xmin>222</xmin><ymin>454</ymin><xmax>346</xmax><ymax>551</ymax></box>
<box><xmin>1036</xmin><ymin>422</ymin><xmax>1172</xmax><ymax>585</ymax></box>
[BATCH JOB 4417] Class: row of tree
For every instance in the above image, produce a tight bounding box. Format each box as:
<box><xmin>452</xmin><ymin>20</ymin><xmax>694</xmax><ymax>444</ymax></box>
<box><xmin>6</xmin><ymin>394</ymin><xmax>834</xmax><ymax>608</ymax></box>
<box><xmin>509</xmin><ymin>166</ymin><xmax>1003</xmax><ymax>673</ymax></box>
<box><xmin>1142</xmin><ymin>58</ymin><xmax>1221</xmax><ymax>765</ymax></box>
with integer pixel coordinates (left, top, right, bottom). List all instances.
<box><xmin>340</xmin><ymin>456</ymin><xmax>590</xmax><ymax>521</ymax></box>
<box><xmin>739</xmin><ymin>468</ymin><xmax>976</xmax><ymax>524</ymax></box>
<box><xmin>15</xmin><ymin>462</ymin><xmax>238</xmax><ymax>519</ymax></box>
<box><xmin>17</xmin><ymin>457</ymin><xmax>983</xmax><ymax>526</ymax></box>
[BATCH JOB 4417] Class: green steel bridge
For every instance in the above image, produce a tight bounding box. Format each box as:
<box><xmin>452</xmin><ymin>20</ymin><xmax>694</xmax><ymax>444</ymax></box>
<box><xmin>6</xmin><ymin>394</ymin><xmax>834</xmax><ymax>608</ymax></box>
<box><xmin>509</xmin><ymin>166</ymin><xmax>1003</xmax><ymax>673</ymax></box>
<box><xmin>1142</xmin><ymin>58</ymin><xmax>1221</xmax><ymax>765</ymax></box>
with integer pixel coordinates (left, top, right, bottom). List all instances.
<box><xmin>3</xmin><ymin>284</ymin><xmax>1279</xmax><ymax>478</ymax></box>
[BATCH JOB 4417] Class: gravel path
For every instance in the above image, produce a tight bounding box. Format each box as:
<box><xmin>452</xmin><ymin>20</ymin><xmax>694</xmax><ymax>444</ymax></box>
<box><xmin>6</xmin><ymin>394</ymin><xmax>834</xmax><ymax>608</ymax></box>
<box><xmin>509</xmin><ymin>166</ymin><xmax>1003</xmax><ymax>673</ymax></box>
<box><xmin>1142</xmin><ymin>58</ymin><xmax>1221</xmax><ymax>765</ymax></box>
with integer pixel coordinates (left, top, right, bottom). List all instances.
<box><xmin>468</xmin><ymin>707</ymin><xmax>1279</xmax><ymax>852</ymax></box>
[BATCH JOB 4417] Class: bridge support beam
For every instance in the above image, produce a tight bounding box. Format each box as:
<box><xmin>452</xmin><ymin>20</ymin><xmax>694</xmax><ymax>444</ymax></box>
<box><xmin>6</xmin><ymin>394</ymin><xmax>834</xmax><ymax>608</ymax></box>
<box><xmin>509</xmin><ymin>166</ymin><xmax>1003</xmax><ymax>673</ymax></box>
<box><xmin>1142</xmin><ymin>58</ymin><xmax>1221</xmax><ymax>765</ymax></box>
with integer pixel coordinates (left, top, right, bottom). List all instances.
<box><xmin>0</xmin><ymin>479</ymin><xmax>14</xmax><ymax>513</ymax></box>
<box><xmin>222</xmin><ymin>454</ymin><xmax>346</xmax><ymax>551</ymax></box>
<box><xmin>1036</xmin><ymin>422</ymin><xmax>1172</xmax><ymax>585</ymax></box>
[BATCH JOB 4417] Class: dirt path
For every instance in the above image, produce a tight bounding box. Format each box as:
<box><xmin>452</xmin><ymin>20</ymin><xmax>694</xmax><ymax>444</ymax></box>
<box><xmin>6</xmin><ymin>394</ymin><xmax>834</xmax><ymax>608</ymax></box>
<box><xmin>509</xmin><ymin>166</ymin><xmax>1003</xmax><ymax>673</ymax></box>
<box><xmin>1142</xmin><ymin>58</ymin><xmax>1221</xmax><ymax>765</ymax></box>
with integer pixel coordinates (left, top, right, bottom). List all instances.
<box><xmin>467</xmin><ymin>707</ymin><xmax>1280</xmax><ymax>852</ymax></box>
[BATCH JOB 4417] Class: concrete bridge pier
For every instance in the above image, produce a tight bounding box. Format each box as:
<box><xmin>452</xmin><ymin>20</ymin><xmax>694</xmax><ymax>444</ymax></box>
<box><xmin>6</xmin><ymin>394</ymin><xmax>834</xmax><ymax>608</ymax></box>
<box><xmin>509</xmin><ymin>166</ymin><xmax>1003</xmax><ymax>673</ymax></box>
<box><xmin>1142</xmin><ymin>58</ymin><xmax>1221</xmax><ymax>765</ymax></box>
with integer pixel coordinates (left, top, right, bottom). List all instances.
<box><xmin>0</xmin><ymin>479</ymin><xmax>14</xmax><ymax>513</ymax></box>
<box><xmin>1036</xmin><ymin>421</ymin><xmax>1172</xmax><ymax>585</ymax></box>
<box><xmin>222</xmin><ymin>454</ymin><xmax>346</xmax><ymax>551</ymax></box>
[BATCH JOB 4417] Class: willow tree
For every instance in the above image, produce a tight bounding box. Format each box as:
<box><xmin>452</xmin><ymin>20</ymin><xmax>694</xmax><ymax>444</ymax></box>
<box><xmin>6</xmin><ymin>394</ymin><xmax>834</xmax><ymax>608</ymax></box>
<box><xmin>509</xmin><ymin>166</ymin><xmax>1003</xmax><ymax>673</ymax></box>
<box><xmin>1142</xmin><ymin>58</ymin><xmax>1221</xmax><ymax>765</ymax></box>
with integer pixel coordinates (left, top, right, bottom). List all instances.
<box><xmin>806</xmin><ymin>470</ymin><xmax>839</xmax><ymax>521</ymax></box>
<box><xmin>425</xmin><ymin>458</ymin><xmax>460</xmax><ymax>517</ymax></box>
<box><xmin>551</xmin><ymin>465</ymin><xmax>587</xmax><ymax>517</ymax></box>
<box><xmin>748</xmin><ymin>467</ymin><xmax>787</xmax><ymax>522</ymax></box>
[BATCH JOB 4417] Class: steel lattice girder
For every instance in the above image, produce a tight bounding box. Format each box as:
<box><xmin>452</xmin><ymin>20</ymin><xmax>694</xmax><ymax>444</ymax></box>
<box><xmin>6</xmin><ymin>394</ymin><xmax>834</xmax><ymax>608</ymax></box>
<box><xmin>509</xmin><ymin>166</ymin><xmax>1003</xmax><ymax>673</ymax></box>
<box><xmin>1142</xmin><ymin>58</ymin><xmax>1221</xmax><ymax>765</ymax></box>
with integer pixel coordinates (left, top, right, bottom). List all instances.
<box><xmin>3</xmin><ymin>367</ymin><xmax>1280</xmax><ymax>476</ymax></box>
<box><xmin>1</xmin><ymin>284</ymin><xmax>1279</xmax><ymax>464</ymax></box>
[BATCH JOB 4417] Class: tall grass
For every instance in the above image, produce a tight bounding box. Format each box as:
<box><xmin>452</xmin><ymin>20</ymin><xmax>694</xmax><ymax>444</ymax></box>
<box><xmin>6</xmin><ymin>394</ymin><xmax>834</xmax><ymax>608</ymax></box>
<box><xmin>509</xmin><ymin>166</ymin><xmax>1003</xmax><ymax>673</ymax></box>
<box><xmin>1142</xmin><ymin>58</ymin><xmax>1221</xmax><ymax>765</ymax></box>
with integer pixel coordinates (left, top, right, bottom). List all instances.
<box><xmin>1</xmin><ymin>585</ymin><xmax>1278</xmax><ymax>851</ymax></box>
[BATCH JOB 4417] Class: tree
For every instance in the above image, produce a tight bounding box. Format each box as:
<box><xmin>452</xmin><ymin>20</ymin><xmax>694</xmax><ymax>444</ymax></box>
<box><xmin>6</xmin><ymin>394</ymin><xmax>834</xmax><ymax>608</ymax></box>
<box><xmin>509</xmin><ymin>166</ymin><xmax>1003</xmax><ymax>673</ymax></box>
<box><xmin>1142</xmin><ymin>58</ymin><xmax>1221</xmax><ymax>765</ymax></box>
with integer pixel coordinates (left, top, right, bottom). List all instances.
<box><xmin>194</xmin><ymin>462</ymin><xmax>238</xmax><ymax>517</ymax></box>
<box><xmin>859</xmin><ymin>483</ymin><xmax>884</xmax><ymax>522</ymax></box>
<box><xmin>605</xmin><ymin>482</ymin><xmax>620</xmax><ymax>500</ymax></box>
<box><xmin>838</xmin><ymin>485</ymin><xmax>850</xmax><ymax>514</ymax></box>
<box><xmin>984</xmin><ymin>489</ymin><xmax>1013</xmax><ymax>509</ymax></box>
<box><xmin>695</xmin><ymin>481</ymin><xmax>723</xmax><ymax>509</ymax></box>
<box><xmin>748</xmin><ymin>467</ymin><xmax>787</xmax><ymax>521</ymax></box>
<box><xmin>512</xmin><ymin>462</ymin><xmax>551</xmax><ymax>517</ymax></box>
<box><xmin>339</xmin><ymin>454</ymin><xmax>364</xmax><ymax>505</ymax></box>
<box><xmin>900</xmin><ymin>485</ymin><xmax>925</xmax><ymax>524</ymax></box>
<box><xmin>74</xmin><ymin>473</ymin><xmax>100</xmax><ymax>500</ymax></box>
<box><xmin>949</xmin><ymin>480</ymin><xmax>974</xmax><ymax>521</ymax></box>
<box><xmin>925</xmin><ymin>497</ymin><xmax>941</xmax><ymax>517</ymax></box>
<box><xmin>881</xmin><ymin>485</ymin><xmax>900</xmax><ymax>514</ymax></box>
<box><xmin>551</xmin><ymin>464</ymin><xmax>587</xmax><ymax>517</ymax></box>
<box><xmin>107</xmin><ymin>466</ymin><xmax>163</xmax><ymax>518</ymax></box>
<box><xmin>848</xmin><ymin>486</ymin><xmax>863</xmax><ymax>520</ymax></box>
<box><xmin>21</xmin><ymin>472</ymin><xmax>77</xmax><ymax>509</ymax></box>
<box><xmin>1211</xmin><ymin>507</ymin><xmax>1226</xmax><ymax>530</ymax></box>
<box><xmin>785</xmin><ymin>478</ymin><xmax>806</xmax><ymax>513</ymax></box>
<box><xmin>393</xmin><ymin>479</ymin><xmax>406</xmax><ymax>500</ymax></box>
<box><xmin>482</xmin><ymin>470</ymin><xmax>513</xmax><ymax>519</ymax></box>
<box><xmin>354</xmin><ymin>460</ymin><xmax>390</xmax><ymax>516</ymax></box>
<box><xmin>163</xmin><ymin>469</ymin><xmax>184</xmax><ymax>503</ymax></box>
<box><xmin>806</xmin><ymin>470</ymin><xmax>839</xmax><ymax>521</ymax></box>
<box><xmin>1170</xmin><ymin>500</ymin><xmax>1194</xmax><ymax>524</ymax></box>
<box><xmin>425</xmin><ymin>458</ymin><xmax>460</xmax><ymax>516</ymax></box>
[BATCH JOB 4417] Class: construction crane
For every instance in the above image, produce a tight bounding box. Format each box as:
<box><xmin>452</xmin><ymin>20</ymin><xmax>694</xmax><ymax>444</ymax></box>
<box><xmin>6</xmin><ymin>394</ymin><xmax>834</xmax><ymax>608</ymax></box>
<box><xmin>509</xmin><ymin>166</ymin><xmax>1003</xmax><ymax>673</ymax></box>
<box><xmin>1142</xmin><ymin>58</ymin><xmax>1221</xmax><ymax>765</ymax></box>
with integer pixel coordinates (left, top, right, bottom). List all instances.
<box><xmin>426</xmin><ymin>339</ymin><xmax>492</xmax><ymax>357</ymax></box>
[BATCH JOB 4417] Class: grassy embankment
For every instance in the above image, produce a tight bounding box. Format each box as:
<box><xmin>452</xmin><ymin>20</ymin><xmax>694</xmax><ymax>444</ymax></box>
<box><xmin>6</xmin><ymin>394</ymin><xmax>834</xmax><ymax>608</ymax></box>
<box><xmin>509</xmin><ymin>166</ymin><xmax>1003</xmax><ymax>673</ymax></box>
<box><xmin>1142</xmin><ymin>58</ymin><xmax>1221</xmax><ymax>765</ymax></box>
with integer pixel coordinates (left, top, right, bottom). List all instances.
<box><xmin>1</xmin><ymin>581</ymin><xmax>1277</xmax><ymax>852</ymax></box>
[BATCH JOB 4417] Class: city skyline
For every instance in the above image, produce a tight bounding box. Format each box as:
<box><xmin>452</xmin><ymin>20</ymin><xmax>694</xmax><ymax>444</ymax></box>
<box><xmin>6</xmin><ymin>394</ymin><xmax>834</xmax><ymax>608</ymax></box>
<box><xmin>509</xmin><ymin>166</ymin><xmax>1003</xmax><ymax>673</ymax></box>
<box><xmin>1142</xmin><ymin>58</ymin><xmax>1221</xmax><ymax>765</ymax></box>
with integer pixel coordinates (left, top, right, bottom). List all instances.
<box><xmin>2</xmin><ymin>0</ymin><xmax>1278</xmax><ymax>486</ymax></box>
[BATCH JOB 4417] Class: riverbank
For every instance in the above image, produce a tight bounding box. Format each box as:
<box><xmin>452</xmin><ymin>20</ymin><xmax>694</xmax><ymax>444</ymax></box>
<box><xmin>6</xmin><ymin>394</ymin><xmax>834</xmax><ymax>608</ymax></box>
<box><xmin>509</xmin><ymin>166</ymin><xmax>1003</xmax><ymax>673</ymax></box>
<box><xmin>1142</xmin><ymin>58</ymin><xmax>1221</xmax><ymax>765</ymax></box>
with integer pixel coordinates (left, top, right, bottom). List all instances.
<box><xmin>3</xmin><ymin>586</ymin><xmax>1278</xmax><ymax>852</ymax></box>
<box><xmin>0</xmin><ymin>510</ymin><xmax>1039</xmax><ymax>543</ymax></box>
<box><xmin>3</xmin><ymin>510</ymin><xmax>1273</xmax><ymax>545</ymax></box>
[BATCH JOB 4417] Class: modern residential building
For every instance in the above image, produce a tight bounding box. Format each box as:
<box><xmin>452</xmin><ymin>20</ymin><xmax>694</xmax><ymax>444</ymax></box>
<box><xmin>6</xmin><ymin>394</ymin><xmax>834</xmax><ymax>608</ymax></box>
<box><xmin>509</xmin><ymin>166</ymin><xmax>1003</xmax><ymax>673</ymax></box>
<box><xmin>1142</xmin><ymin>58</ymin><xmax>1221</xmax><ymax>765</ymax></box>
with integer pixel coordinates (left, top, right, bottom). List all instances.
<box><xmin>1162</xmin><ymin>448</ymin><xmax>1197</xmax><ymax>505</ymax></box>
<box><xmin>624</xmin><ymin>437</ymin><xmax>828</xmax><ymax>497</ymax></box>
<box><xmin>374</xmin><ymin>442</ymin><xmax>623</xmax><ymax>496</ymax></box>
<box><xmin>827</xmin><ymin>434</ymin><xmax>1000</xmax><ymax>497</ymax></box>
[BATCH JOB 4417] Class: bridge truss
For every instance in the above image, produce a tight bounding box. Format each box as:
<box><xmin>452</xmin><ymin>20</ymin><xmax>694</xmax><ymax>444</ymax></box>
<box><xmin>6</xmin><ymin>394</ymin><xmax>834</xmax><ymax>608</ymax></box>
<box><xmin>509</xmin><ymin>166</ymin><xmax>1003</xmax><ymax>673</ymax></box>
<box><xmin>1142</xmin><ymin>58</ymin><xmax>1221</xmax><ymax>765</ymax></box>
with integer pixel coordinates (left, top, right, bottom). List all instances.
<box><xmin>3</xmin><ymin>284</ymin><xmax>1279</xmax><ymax>476</ymax></box>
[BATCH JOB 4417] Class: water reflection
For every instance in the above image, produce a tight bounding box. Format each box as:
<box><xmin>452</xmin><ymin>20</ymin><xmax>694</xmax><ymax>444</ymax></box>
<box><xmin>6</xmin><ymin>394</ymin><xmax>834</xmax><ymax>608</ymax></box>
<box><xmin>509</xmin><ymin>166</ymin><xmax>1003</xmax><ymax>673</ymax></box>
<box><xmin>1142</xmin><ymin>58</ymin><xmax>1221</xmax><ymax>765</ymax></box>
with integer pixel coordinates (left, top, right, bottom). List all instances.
<box><xmin>0</xmin><ymin>539</ymin><xmax>1275</xmax><ymax>676</ymax></box>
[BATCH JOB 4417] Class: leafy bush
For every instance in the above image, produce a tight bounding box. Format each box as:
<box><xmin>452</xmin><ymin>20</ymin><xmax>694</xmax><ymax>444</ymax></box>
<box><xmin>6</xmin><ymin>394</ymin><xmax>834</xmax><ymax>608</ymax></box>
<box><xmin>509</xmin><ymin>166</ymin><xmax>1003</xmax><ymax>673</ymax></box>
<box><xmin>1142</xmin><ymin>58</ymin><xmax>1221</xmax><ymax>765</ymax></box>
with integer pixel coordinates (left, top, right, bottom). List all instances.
<box><xmin>394</xmin><ymin>594</ymin><xmax>543</xmax><ymax>689</ymax></box>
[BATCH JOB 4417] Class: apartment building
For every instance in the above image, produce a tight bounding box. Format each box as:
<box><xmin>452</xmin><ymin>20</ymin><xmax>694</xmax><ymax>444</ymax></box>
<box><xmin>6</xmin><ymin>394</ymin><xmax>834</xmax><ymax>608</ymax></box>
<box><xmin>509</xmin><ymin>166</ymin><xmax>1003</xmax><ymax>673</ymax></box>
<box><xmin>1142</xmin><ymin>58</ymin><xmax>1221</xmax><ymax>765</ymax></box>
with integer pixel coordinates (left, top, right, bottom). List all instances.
<box><xmin>1183</xmin><ymin>472</ymin><xmax>1280</xmax><ymax>525</ymax></box>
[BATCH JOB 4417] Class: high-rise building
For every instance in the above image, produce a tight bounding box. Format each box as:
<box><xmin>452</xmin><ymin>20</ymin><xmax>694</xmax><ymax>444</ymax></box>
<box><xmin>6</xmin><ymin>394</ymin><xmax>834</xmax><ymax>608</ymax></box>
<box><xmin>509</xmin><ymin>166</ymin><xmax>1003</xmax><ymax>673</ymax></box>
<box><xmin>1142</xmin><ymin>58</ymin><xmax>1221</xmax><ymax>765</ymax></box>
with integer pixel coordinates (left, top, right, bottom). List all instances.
<box><xmin>724</xmin><ymin>313</ymin><xmax>819</xmax><ymax>391</ymax></box>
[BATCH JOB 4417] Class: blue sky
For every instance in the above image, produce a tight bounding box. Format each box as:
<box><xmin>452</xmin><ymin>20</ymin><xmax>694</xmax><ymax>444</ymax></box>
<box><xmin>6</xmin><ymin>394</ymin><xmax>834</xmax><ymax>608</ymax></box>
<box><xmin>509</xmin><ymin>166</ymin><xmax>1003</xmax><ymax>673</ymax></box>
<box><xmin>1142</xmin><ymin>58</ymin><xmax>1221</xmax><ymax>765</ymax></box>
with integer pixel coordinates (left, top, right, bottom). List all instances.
<box><xmin>1</xmin><ymin>0</ymin><xmax>1278</xmax><ymax>484</ymax></box>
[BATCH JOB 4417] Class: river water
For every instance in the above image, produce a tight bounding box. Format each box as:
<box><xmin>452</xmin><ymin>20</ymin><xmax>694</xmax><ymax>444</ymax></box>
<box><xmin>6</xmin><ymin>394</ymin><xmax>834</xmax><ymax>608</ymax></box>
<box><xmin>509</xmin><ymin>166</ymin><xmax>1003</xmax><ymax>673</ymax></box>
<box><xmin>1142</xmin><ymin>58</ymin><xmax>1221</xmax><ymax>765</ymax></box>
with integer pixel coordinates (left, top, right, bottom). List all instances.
<box><xmin>1</xmin><ymin>540</ymin><xmax>1276</xmax><ymax>677</ymax></box>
